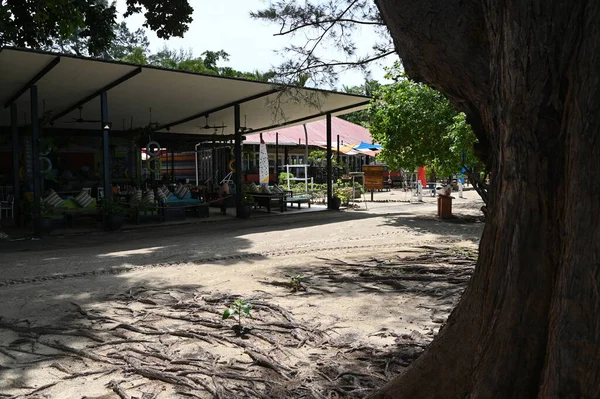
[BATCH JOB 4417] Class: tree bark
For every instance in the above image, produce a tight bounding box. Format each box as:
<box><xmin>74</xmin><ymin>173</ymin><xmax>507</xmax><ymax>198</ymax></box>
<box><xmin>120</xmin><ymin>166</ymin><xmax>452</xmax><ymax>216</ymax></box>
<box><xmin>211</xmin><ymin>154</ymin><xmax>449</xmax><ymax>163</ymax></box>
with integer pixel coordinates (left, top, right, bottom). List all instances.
<box><xmin>372</xmin><ymin>0</ymin><xmax>600</xmax><ymax>397</ymax></box>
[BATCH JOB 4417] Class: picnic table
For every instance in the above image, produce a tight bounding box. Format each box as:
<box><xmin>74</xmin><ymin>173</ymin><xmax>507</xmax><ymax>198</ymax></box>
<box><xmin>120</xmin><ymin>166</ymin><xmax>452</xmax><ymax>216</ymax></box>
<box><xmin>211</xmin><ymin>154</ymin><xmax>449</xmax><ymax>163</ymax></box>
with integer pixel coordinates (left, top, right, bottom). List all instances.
<box><xmin>247</xmin><ymin>191</ymin><xmax>288</xmax><ymax>213</ymax></box>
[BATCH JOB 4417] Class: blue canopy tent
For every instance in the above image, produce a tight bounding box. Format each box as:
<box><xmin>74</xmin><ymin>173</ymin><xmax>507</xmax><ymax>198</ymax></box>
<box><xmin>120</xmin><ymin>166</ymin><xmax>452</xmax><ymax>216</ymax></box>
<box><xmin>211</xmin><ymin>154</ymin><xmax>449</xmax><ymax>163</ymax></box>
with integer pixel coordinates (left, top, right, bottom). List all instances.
<box><xmin>353</xmin><ymin>142</ymin><xmax>382</xmax><ymax>151</ymax></box>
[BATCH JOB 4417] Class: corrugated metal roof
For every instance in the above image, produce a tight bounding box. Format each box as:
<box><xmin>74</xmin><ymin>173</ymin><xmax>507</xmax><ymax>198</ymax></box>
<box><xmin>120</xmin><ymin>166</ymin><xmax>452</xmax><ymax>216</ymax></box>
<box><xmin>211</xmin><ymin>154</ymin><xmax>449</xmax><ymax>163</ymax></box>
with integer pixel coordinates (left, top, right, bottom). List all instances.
<box><xmin>244</xmin><ymin>116</ymin><xmax>374</xmax><ymax>153</ymax></box>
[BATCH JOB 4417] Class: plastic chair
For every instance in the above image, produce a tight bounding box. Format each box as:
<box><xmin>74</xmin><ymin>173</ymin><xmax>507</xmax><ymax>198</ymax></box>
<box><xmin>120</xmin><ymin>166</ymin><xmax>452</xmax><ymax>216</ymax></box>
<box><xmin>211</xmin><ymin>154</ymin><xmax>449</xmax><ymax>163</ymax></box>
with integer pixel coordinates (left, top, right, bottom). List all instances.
<box><xmin>0</xmin><ymin>195</ymin><xmax>14</xmax><ymax>220</ymax></box>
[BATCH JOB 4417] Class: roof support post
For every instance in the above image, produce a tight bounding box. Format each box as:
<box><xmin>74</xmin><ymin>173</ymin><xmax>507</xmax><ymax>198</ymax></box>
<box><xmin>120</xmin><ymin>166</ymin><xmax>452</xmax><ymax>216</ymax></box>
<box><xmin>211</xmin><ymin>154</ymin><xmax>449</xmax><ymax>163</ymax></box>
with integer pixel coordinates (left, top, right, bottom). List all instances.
<box><xmin>211</xmin><ymin>138</ymin><xmax>217</xmax><ymax>188</ymax></box>
<box><xmin>30</xmin><ymin>85</ymin><xmax>41</xmax><ymax>236</ymax></box>
<box><xmin>194</xmin><ymin>143</ymin><xmax>201</xmax><ymax>186</ymax></box>
<box><xmin>171</xmin><ymin>152</ymin><xmax>175</xmax><ymax>181</ymax></box>
<box><xmin>275</xmin><ymin>133</ymin><xmax>279</xmax><ymax>177</ymax></box>
<box><xmin>11</xmin><ymin>103</ymin><xmax>21</xmax><ymax>226</ymax></box>
<box><xmin>101</xmin><ymin>91</ymin><xmax>111</xmax><ymax>201</ymax></box>
<box><xmin>234</xmin><ymin>104</ymin><xmax>243</xmax><ymax>218</ymax></box>
<box><xmin>337</xmin><ymin>135</ymin><xmax>340</xmax><ymax>164</ymax></box>
<box><xmin>326</xmin><ymin>113</ymin><xmax>333</xmax><ymax>210</ymax></box>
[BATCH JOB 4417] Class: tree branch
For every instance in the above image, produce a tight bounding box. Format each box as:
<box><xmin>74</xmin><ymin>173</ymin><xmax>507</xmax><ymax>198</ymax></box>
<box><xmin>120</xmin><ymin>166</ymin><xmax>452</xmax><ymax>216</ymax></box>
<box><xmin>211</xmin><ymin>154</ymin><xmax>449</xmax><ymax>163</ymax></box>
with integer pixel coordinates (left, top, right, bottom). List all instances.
<box><xmin>289</xmin><ymin>50</ymin><xmax>396</xmax><ymax>76</ymax></box>
<box><xmin>274</xmin><ymin>18</ymin><xmax>385</xmax><ymax>36</ymax></box>
<box><xmin>296</xmin><ymin>0</ymin><xmax>361</xmax><ymax>72</ymax></box>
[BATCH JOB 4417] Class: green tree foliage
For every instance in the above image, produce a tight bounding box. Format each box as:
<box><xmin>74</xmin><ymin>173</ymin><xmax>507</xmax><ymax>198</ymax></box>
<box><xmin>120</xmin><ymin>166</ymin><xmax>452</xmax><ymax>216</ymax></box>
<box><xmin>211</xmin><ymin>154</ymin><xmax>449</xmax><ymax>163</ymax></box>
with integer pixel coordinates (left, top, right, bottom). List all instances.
<box><xmin>123</xmin><ymin>45</ymin><xmax>275</xmax><ymax>82</ymax></box>
<box><xmin>120</xmin><ymin>46</ymin><xmax>148</xmax><ymax>65</ymax></box>
<box><xmin>42</xmin><ymin>21</ymin><xmax>150</xmax><ymax>59</ymax></box>
<box><xmin>339</xmin><ymin>79</ymin><xmax>380</xmax><ymax>125</ymax></box>
<box><xmin>307</xmin><ymin>149</ymin><xmax>326</xmax><ymax>166</ymax></box>
<box><xmin>105</xmin><ymin>22</ymin><xmax>150</xmax><ymax>60</ymax></box>
<box><xmin>369</xmin><ymin>63</ymin><xmax>484</xmax><ymax>180</ymax></box>
<box><xmin>0</xmin><ymin>0</ymin><xmax>192</xmax><ymax>56</ymax></box>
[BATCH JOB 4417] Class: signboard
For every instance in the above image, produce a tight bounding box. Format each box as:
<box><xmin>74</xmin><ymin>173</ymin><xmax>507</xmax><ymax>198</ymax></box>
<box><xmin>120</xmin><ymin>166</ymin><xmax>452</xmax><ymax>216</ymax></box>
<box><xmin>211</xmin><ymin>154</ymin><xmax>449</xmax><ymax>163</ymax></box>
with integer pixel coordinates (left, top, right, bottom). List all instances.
<box><xmin>362</xmin><ymin>165</ymin><xmax>385</xmax><ymax>190</ymax></box>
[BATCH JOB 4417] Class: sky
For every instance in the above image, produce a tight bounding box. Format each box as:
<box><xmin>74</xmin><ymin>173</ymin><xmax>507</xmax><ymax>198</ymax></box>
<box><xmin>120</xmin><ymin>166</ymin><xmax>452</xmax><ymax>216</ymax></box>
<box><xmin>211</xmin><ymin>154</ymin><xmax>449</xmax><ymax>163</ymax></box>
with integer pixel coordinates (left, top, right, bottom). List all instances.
<box><xmin>114</xmin><ymin>0</ymin><xmax>398</xmax><ymax>90</ymax></box>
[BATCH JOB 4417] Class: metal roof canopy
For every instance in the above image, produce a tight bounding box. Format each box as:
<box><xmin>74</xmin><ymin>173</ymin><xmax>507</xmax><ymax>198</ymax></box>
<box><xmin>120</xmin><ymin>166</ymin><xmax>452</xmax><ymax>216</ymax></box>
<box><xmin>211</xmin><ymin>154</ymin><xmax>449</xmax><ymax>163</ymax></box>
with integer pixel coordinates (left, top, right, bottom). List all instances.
<box><xmin>0</xmin><ymin>47</ymin><xmax>370</xmax><ymax>137</ymax></box>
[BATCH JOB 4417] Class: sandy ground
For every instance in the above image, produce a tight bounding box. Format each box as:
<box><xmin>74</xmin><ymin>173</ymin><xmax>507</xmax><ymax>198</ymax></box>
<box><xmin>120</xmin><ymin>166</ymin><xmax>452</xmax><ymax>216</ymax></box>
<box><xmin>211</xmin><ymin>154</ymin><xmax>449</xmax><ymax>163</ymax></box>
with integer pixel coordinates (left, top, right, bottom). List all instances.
<box><xmin>0</xmin><ymin>190</ymin><xmax>485</xmax><ymax>398</ymax></box>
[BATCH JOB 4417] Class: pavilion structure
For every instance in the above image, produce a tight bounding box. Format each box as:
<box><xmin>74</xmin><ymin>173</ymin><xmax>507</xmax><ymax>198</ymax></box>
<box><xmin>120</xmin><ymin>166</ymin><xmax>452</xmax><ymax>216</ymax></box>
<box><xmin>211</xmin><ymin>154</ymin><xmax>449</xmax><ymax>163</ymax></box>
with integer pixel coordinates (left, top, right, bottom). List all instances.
<box><xmin>0</xmin><ymin>47</ymin><xmax>370</xmax><ymax>234</ymax></box>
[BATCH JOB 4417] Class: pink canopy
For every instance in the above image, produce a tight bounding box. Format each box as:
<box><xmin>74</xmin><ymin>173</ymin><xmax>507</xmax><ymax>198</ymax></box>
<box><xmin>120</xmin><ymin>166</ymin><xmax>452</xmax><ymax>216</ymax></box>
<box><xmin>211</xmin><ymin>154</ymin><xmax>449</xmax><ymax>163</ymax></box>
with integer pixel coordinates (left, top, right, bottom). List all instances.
<box><xmin>244</xmin><ymin>116</ymin><xmax>373</xmax><ymax>151</ymax></box>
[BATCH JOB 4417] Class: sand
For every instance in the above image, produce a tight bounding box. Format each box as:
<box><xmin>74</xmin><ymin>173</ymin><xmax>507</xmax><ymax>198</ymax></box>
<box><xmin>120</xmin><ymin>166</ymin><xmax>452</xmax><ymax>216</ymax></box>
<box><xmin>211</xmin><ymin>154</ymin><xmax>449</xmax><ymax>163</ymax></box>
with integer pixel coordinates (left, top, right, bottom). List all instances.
<box><xmin>0</xmin><ymin>190</ymin><xmax>484</xmax><ymax>398</ymax></box>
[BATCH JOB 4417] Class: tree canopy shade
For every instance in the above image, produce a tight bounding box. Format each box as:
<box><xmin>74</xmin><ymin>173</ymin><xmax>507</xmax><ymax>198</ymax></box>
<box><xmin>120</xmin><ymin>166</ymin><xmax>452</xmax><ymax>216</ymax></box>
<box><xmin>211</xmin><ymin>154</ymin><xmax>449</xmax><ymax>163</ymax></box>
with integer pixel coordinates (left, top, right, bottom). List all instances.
<box><xmin>0</xmin><ymin>0</ymin><xmax>193</xmax><ymax>55</ymax></box>
<box><xmin>369</xmin><ymin>63</ymin><xmax>483</xmax><ymax>181</ymax></box>
<box><xmin>42</xmin><ymin>21</ymin><xmax>150</xmax><ymax>59</ymax></box>
<box><xmin>370</xmin><ymin>0</ymin><xmax>600</xmax><ymax>398</ymax></box>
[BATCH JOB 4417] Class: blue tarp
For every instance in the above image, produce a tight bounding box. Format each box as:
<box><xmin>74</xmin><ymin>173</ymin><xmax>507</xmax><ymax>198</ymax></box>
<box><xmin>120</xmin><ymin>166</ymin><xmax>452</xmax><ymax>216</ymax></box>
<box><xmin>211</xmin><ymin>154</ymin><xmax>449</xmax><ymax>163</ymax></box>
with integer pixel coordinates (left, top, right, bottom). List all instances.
<box><xmin>353</xmin><ymin>142</ymin><xmax>382</xmax><ymax>151</ymax></box>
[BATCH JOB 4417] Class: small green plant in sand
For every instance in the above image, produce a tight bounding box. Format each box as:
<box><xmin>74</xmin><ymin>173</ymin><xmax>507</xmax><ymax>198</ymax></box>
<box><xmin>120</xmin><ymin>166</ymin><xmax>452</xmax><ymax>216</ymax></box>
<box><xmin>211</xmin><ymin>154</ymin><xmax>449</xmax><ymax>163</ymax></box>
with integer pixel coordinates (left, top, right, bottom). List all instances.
<box><xmin>223</xmin><ymin>299</ymin><xmax>253</xmax><ymax>328</ymax></box>
<box><xmin>445</xmin><ymin>246</ymin><xmax>479</xmax><ymax>260</ymax></box>
<box><xmin>287</xmin><ymin>274</ymin><xmax>307</xmax><ymax>292</ymax></box>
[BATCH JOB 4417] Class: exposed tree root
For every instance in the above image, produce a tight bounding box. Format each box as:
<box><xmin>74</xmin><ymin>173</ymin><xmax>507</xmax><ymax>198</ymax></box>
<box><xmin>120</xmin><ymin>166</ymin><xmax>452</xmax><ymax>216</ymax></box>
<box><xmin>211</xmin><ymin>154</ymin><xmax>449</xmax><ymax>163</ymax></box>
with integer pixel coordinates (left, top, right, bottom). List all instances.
<box><xmin>0</xmin><ymin>247</ymin><xmax>475</xmax><ymax>398</ymax></box>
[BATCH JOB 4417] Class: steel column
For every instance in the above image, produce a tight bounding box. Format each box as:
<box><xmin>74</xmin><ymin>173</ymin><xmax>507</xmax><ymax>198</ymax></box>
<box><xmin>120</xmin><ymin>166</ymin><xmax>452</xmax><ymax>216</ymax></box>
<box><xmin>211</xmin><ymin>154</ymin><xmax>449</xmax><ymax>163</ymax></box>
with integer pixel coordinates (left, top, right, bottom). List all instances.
<box><xmin>326</xmin><ymin>114</ymin><xmax>333</xmax><ymax>209</ymax></box>
<box><xmin>10</xmin><ymin>104</ymin><xmax>21</xmax><ymax>226</ymax></box>
<box><xmin>275</xmin><ymin>133</ymin><xmax>279</xmax><ymax>178</ymax></box>
<box><xmin>30</xmin><ymin>86</ymin><xmax>41</xmax><ymax>236</ymax></box>
<box><xmin>211</xmin><ymin>139</ymin><xmax>217</xmax><ymax>188</ymax></box>
<box><xmin>337</xmin><ymin>134</ymin><xmax>340</xmax><ymax>164</ymax></box>
<box><xmin>194</xmin><ymin>143</ymin><xmax>201</xmax><ymax>186</ymax></box>
<box><xmin>171</xmin><ymin>152</ymin><xmax>175</xmax><ymax>181</ymax></box>
<box><xmin>234</xmin><ymin>104</ymin><xmax>242</xmax><ymax>217</ymax></box>
<box><xmin>101</xmin><ymin>92</ymin><xmax>111</xmax><ymax>199</ymax></box>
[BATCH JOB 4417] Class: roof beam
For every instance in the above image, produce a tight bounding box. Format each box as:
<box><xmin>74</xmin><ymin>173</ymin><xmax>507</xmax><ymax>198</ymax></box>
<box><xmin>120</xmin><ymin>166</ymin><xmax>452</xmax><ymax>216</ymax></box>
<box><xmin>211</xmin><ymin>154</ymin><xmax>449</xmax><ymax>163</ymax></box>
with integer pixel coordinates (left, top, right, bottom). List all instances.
<box><xmin>250</xmin><ymin>100</ymin><xmax>371</xmax><ymax>134</ymax></box>
<box><xmin>4</xmin><ymin>56</ymin><xmax>61</xmax><ymax>108</ymax></box>
<box><xmin>156</xmin><ymin>88</ymin><xmax>281</xmax><ymax>131</ymax></box>
<box><xmin>51</xmin><ymin>67</ymin><xmax>142</xmax><ymax>123</ymax></box>
<box><xmin>151</xmin><ymin>133</ymin><xmax>236</xmax><ymax>142</ymax></box>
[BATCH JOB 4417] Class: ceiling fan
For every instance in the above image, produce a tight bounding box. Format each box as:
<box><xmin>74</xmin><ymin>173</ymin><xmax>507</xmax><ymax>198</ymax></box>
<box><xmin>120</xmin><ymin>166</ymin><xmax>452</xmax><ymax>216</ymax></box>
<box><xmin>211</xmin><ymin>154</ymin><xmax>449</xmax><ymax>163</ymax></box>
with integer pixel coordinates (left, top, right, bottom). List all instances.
<box><xmin>199</xmin><ymin>115</ymin><xmax>227</xmax><ymax>130</ymax></box>
<box><xmin>146</xmin><ymin>107</ymin><xmax>160</xmax><ymax>129</ymax></box>
<box><xmin>238</xmin><ymin>115</ymin><xmax>254</xmax><ymax>133</ymax></box>
<box><xmin>64</xmin><ymin>106</ymin><xmax>101</xmax><ymax>124</ymax></box>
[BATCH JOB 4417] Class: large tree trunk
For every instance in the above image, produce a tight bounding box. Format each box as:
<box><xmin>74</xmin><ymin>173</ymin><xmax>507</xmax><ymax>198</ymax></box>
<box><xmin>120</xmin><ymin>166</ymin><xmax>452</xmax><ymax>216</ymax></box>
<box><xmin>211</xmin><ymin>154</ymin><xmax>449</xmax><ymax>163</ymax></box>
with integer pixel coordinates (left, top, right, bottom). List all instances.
<box><xmin>372</xmin><ymin>0</ymin><xmax>600</xmax><ymax>397</ymax></box>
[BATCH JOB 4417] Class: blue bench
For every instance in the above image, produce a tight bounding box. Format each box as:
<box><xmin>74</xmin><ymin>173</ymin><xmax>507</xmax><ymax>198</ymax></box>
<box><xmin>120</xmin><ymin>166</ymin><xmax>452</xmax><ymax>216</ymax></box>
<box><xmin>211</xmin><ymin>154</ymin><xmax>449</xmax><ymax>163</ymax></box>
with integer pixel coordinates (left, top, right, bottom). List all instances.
<box><xmin>160</xmin><ymin>195</ymin><xmax>208</xmax><ymax>220</ymax></box>
<box><xmin>287</xmin><ymin>196</ymin><xmax>311</xmax><ymax>209</ymax></box>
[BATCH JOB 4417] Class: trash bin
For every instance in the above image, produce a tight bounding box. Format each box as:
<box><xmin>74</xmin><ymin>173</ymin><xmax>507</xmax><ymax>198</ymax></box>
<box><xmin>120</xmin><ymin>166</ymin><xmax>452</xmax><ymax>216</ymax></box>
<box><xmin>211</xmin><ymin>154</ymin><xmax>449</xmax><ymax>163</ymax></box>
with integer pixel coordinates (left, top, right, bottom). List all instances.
<box><xmin>437</xmin><ymin>195</ymin><xmax>454</xmax><ymax>219</ymax></box>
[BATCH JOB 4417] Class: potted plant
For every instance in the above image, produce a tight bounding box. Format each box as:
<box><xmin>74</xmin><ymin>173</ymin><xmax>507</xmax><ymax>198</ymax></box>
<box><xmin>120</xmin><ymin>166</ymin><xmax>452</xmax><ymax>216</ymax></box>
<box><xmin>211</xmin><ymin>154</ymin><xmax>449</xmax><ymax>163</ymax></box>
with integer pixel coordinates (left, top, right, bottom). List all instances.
<box><xmin>330</xmin><ymin>195</ymin><xmax>342</xmax><ymax>210</ymax></box>
<box><xmin>99</xmin><ymin>197</ymin><xmax>128</xmax><ymax>231</ymax></box>
<box><xmin>37</xmin><ymin>202</ymin><xmax>57</xmax><ymax>235</ymax></box>
<box><xmin>238</xmin><ymin>184</ymin><xmax>256</xmax><ymax>219</ymax></box>
<box><xmin>241</xmin><ymin>195</ymin><xmax>256</xmax><ymax>219</ymax></box>
<box><xmin>24</xmin><ymin>200</ymin><xmax>56</xmax><ymax>235</ymax></box>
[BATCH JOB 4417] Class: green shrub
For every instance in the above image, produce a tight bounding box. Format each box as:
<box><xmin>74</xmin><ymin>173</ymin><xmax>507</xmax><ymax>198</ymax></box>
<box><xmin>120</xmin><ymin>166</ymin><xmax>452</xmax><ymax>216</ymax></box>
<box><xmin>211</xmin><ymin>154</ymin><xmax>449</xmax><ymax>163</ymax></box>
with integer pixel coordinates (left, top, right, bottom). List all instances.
<box><xmin>278</xmin><ymin>172</ymin><xmax>294</xmax><ymax>185</ymax></box>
